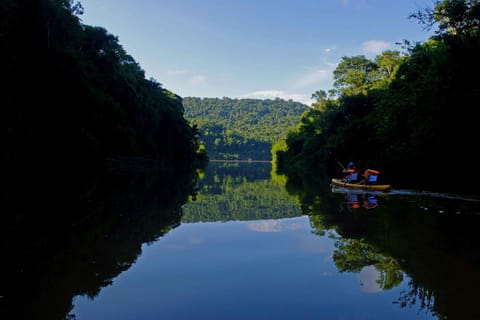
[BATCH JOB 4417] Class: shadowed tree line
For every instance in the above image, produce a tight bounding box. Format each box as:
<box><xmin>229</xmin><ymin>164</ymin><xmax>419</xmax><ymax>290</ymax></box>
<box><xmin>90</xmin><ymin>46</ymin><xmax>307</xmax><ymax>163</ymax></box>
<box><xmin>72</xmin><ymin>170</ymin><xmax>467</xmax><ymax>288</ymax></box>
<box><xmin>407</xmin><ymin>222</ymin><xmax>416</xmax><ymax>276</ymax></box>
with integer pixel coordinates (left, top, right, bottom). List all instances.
<box><xmin>0</xmin><ymin>2</ymin><xmax>207</xmax><ymax>319</ymax></box>
<box><xmin>274</xmin><ymin>0</ymin><xmax>480</xmax><ymax>194</ymax></box>
<box><xmin>1</xmin><ymin>0</ymin><xmax>206</xmax><ymax>176</ymax></box>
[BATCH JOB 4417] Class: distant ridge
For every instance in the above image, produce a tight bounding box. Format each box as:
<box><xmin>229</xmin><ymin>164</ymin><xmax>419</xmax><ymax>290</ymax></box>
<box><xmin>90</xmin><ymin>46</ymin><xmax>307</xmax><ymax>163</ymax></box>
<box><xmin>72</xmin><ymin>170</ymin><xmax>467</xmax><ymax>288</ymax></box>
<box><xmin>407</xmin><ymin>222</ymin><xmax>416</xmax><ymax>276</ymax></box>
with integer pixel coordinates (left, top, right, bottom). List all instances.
<box><xmin>183</xmin><ymin>97</ymin><xmax>308</xmax><ymax>160</ymax></box>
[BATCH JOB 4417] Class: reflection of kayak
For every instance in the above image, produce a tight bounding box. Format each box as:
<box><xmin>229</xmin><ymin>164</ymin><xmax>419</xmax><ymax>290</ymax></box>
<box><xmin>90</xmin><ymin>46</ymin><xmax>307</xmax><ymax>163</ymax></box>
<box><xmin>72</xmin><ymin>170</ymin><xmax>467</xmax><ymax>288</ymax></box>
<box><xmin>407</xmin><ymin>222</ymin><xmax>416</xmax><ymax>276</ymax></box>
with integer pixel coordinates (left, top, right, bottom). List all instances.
<box><xmin>331</xmin><ymin>178</ymin><xmax>392</xmax><ymax>191</ymax></box>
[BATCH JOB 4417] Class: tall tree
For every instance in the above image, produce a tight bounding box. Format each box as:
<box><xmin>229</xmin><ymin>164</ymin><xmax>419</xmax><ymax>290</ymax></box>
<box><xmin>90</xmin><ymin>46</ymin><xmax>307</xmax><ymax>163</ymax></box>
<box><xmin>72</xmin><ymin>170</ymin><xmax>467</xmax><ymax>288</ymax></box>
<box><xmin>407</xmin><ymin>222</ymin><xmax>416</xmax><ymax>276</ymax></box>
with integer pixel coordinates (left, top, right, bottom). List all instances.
<box><xmin>333</xmin><ymin>55</ymin><xmax>377</xmax><ymax>96</ymax></box>
<box><xmin>410</xmin><ymin>0</ymin><xmax>480</xmax><ymax>36</ymax></box>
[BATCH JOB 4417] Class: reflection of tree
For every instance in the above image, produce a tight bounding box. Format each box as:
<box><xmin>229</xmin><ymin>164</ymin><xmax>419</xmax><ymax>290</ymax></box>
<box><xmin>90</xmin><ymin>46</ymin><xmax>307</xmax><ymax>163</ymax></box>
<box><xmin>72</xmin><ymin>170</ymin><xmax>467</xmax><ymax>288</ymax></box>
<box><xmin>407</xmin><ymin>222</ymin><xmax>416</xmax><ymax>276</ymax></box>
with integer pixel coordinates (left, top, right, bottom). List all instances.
<box><xmin>395</xmin><ymin>280</ymin><xmax>436</xmax><ymax>317</ymax></box>
<box><xmin>1</xmin><ymin>162</ymin><xmax>199</xmax><ymax>320</ymax></box>
<box><xmin>182</xmin><ymin>162</ymin><xmax>300</xmax><ymax>222</ymax></box>
<box><xmin>285</xmin><ymin>169</ymin><xmax>480</xmax><ymax>319</ymax></box>
<box><xmin>279</xmin><ymin>165</ymin><xmax>405</xmax><ymax>291</ymax></box>
<box><xmin>333</xmin><ymin>238</ymin><xmax>403</xmax><ymax>290</ymax></box>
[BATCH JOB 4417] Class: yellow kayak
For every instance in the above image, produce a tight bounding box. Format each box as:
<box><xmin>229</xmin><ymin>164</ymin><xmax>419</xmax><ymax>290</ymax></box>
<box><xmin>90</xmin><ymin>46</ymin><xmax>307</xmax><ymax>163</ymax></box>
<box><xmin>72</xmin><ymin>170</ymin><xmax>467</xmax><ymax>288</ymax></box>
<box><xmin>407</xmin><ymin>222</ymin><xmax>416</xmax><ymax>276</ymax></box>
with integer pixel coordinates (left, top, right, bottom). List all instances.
<box><xmin>331</xmin><ymin>178</ymin><xmax>392</xmax><ymax>191</ymax></box>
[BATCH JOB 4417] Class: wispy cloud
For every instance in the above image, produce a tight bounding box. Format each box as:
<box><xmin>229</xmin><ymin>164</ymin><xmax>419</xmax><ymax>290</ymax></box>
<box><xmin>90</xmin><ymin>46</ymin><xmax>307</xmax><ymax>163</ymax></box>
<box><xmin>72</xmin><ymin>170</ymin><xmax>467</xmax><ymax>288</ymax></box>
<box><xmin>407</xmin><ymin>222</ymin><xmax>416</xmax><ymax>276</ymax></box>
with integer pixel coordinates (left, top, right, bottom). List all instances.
<box><xmin>248</xmin><ymin>220</ymin><xmax>282</xmax><ymax>233</ymax></box>
<box><xmin>188</xmin><ymin>75</ymin><xmax>206</xmax><ymax>85</ymax></box>
<box><xmin>246</xmin><ymin>218</ymin><xmax>308</xmax><ymax>233</ymax></box>
<box><xmin>241</xmin><ymin>89</ymin><xmax>310</xmax><ymax>105</ymax></box>
<box><xmin>293</xmin><ymin>68</ymin><xmax>331</xmax><ymax>89</ymax></box>
<box><xmin>166</xmin><ymin>69</ymin><xmax>206</xmax><ymax>86</ymax></box>
<box><xmin>361</xmin><ymin>40</ymin><xmax>391</xmax><ymax>56</ymax></box>
<box><xmin>324</xmin><ymin>46</ymin><xmax>336</xmax><ymax>53</ymax></box>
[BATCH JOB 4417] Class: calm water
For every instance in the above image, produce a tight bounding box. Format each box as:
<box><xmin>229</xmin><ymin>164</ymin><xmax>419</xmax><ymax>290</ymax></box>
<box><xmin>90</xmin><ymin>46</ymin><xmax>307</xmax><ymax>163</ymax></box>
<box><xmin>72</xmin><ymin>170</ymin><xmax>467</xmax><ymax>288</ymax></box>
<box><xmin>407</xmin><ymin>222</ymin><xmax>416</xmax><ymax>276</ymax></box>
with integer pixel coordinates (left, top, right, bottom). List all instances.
<box><xmin>67</xmin><ymin>161</ymin><xmax>480</xmax><ymax>320</ymax></box>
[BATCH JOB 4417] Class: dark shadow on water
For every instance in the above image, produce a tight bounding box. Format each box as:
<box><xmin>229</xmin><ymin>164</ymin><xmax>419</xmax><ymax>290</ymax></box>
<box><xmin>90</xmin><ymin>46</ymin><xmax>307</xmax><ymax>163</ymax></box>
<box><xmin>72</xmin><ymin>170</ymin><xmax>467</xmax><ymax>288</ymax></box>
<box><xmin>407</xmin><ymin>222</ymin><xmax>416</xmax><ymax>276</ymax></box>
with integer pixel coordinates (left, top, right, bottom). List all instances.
<box><xmin>280</xmin><ymin>167</ymin><xmax>480</xmax><ymax>320</ymax></box>
<box><xmin>0</xmin><ymin>160</ymin><xmax>200</xmax><ymax>320</ymax></box>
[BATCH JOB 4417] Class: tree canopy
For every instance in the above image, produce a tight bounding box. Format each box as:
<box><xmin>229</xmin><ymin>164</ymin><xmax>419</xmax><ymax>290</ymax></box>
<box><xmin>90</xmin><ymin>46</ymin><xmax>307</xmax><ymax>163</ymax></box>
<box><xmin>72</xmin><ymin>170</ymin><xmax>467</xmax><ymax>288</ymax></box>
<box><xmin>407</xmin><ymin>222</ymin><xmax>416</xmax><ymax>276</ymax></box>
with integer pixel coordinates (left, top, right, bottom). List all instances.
<box><xmin>1</xmin><ymin>0</ymin><xmax>205</xmax><ymax>174</ymax></box>
<box><xmin>273</xmin><ymin>0</ymin><xmax>480</xmax><ymax>193</ymax></box>
<box><xmin>183</xmin><ymin>97</ymin><xmax>308</xmax><ymax>160</ymax></box>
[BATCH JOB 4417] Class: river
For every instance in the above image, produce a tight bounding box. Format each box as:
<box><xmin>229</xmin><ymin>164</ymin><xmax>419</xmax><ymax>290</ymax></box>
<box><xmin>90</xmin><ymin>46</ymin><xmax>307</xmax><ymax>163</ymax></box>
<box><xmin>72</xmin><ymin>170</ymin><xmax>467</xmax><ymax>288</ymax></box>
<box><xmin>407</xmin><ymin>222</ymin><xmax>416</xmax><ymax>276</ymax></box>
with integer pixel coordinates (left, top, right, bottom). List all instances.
<box><xmin>2</xmin><ymin>161</ymin><xmax>479</xmax><ymax>319</ymax></box>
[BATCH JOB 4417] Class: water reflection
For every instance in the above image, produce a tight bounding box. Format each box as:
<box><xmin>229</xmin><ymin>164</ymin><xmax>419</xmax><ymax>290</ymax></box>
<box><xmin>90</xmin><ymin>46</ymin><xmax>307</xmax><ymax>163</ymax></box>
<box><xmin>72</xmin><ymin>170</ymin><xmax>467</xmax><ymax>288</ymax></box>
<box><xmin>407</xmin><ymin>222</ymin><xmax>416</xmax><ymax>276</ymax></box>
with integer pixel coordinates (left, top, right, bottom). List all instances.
<box><xmin>5</xmin><ymin>161</ymin><xmax>479</xmax><ymax>319</ymax></box>
<box><xmin>342</xmin><ymin>192</ymin><xmax>379</xmax><ymax>210</ymax></box>
<box><xmin>332</xmin><ymin>236</ymin><xmax>404</xmax><ymax>291</ymax></box>
<box><xmin>73</xmin><ymin>162</ymin><xmax>451</xmax><ymax>320</ymax></box>
<box><xmin>281</xmin><ymin>168</ymin><xmax>480</xmax><ymax>319</ymax></box>
<box><xmin>0</xmin><ymin>161</ymin><xmax>200</xmax><ymax>320</ymax></box>
<box><xmin>181</xmin><ymin>161</ymin><xmax>300</xmax><ymax>223</ymax></box>
<box><xmin>359</xmin><ymin>265</ymin><xmax>384</xmax><ymax>293</ymax></box>
<box><xmin>331</xmin><ymin>186</ymin><xmax>384</xmax><ymax>211</ymax></box>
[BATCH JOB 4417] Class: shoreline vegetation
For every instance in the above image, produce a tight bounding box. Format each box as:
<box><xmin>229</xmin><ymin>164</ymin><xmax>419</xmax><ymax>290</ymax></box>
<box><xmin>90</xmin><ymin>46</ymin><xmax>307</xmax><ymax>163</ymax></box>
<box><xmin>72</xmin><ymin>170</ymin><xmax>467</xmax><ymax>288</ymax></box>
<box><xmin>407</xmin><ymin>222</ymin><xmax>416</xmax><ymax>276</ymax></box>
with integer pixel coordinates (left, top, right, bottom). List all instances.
<box><xmin>271</xmin><ymin>1</ymin><xmax>480</xmax><ymax>195</ymax></box>
<box><xmin>2</xmin><ymin>0</ymin><xmax>207</xmax><ymax>176</ymax></box>
<box><xmin>2</xmin><ymin>0</ymin><xmax>478</xmax><ymax>199</ymax></box>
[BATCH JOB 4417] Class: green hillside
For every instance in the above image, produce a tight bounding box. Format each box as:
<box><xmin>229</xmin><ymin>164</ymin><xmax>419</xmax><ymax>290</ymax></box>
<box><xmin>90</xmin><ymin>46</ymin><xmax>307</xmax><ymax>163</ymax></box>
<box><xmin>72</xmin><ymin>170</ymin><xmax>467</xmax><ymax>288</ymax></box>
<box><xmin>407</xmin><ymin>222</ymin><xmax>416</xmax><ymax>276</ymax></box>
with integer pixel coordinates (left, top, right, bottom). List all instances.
<box><xmin>183</xmin><ymin>97</ymin><xmax>308</xmax><ymax>160</ymax></box>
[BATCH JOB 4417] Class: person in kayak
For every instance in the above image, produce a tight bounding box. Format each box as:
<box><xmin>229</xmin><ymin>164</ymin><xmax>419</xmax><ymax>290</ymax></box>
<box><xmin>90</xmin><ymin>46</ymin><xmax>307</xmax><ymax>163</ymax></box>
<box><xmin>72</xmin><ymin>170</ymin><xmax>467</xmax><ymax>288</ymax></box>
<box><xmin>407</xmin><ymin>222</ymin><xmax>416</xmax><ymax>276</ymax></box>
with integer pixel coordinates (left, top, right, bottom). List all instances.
<box><xmin>342</xmin><ymin>162</ymin><xmax>359</xmax><ymax>183</ymax></box>
<box><xmin>361</xmin><ymin>169</ymin><xmax>379</xmax><ymax>185</ymax></box>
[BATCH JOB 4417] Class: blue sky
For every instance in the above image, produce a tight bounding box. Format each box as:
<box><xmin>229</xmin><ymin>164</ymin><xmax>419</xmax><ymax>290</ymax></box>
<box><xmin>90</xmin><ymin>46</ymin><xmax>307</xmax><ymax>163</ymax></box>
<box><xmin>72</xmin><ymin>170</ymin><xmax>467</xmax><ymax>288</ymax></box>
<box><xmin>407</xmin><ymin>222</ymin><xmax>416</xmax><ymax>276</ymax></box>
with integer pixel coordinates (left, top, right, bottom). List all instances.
<box><xmin>79</xmin><ymin>0</ymin><xmax>435</xmax><ymax>105</ymax></box>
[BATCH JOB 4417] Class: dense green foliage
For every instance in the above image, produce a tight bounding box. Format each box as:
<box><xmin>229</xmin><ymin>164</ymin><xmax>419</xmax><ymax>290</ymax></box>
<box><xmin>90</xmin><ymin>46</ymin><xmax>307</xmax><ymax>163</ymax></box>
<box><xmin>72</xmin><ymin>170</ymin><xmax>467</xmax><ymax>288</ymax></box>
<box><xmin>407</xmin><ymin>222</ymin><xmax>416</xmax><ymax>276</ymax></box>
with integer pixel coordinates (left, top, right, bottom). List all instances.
<box><xmin>274</xmin><ymin>0</ymin><xmax>480</xmax><ymax>193</ymax></box>
<box><xmin>183</xmin><ymin>97</ymin><xmax>308</xmax><ymax>160</ymax></box>
<box><xmin>1</xmin><ymin>0</ymin><xmax>205</xmax><ymax>173</ymax></box>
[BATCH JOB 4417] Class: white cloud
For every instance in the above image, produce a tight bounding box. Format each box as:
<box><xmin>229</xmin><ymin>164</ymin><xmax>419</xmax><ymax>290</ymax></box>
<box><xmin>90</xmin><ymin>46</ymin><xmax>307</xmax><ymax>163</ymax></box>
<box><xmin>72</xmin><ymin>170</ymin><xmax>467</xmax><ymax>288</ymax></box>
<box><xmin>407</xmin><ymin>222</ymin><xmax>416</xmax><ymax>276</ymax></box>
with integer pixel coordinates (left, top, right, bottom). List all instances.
<box><xmin>294</xmin><ymin>68</ymin><xmax>331</xmax><ymax>89</ymax></box>
<box><xmin>247</xmin><ymin>217</ymin><xmax>308</xmax><ymax>233</ymax></box>
<box><xmin>241</xmin><ymin>89</ymin><xmax>311</xmax><ymax>105</ymax></box>
<box><xmin>358</xmin><ymin>266</ymin><xmax>384</xmax><ymax>293</ymax></box>
<box><xmin>248</xmin><ymin>220</ymin><xmax>282</xmax><ymax>232</ymax></box>
<box><xmin>361</xmin><ymin>40</ymin><xmax>391</xmax><ymax>56</ymax></box>
<box><xmin>324</xmin><ymin>46</ymin><xmax>336</xmax><ymax>53</ymax></box>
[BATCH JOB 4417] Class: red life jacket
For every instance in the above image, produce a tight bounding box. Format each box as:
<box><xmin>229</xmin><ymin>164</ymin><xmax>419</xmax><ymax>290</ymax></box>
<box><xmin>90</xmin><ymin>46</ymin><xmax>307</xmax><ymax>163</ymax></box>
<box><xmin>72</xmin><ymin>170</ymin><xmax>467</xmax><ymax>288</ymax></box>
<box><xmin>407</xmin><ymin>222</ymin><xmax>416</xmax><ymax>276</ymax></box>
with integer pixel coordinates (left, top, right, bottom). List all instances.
<box><xmin>364</xmin><ymin>169</ymin><xmax>379</xmax><ymax>175</ymax></box>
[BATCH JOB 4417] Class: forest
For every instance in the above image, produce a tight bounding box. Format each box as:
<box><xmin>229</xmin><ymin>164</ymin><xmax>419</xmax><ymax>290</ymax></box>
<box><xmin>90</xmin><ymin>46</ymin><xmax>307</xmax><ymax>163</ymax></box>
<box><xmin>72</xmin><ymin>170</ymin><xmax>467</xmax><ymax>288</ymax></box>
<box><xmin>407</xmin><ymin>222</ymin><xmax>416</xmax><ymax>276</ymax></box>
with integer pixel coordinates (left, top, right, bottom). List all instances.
<box><xmin>2</xmin><ymin>0</ymin><xmax>478</xmax><ymax>195</ymax></box>
<box><xmin>273</xmin><ymin>0</ymin><xmax>480</xmax><ymax>193</ymax></box>
<box><xmin>183</xmin><ymin>97</ymin><xmax>307</xmax><ymax>160</ymax></box>
<box><xmin>1</xmin><ymin>2</ymin><xmax>206</xmax><ymax>317</ymax></box>
<box><xmin>1</xmin><ymin>0</ymin><xmax>206</xmax><ymax>177</ymax></box>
